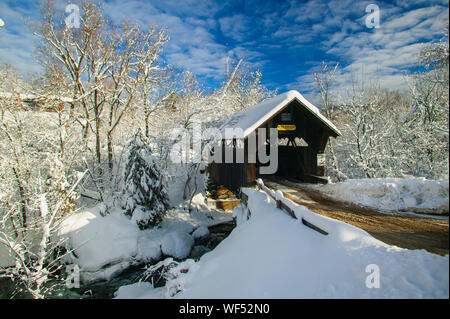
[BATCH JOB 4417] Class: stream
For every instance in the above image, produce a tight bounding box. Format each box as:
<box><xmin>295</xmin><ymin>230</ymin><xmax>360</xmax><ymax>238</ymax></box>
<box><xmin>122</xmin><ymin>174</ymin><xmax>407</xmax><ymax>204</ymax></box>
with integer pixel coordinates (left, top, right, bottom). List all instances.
<box><xmin>72</xmin><ymin>221</ymin><xmax>235</xmax><ymax>299</ymax></box>
<box><xmin>0</xmin><ymin>221</ymin><xmax>235</xmax><ymax>299</ymax></box>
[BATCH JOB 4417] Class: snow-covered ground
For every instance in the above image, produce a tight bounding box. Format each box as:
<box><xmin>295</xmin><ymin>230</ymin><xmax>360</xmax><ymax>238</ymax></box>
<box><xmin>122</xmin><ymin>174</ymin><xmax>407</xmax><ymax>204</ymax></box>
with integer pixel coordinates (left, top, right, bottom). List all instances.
<box><xmin>57</xmin><ymin>193</ymin><xmax>232</xmax><ymax>284</ymax></box>
<box><xmin>115</xmin><ymin>186</ymin><xmax>449</xmax><ymax>299</ymax></box>
<box><xmin>310</xmin><ymin>178</ymin><xmax>449</xmax><ymax>216</ymax></box>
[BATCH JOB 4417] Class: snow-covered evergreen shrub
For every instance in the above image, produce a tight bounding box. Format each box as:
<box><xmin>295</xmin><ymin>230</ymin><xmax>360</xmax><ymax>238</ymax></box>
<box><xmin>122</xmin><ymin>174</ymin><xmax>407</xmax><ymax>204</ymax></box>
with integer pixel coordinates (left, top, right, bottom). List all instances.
<box><xmin>122</xmin><ymin>131</ymin><xmax>169</xmax><ymax>229</ymax></box>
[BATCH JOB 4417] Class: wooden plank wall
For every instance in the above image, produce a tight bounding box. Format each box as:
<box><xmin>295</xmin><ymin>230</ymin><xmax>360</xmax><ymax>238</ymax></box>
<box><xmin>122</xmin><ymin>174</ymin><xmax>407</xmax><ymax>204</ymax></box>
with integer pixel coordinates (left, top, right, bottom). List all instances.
<box><xmin>208</xmin><ymin>140</ymin><xmax>247</xmax><ymax>194</ymax></box>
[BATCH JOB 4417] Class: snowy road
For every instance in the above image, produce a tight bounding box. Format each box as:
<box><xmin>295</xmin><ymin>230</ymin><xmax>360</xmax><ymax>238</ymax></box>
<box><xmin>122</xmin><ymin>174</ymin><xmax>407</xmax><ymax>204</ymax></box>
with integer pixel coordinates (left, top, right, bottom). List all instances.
<box><xmin>264</xmin><ymin>178</ymin><xmax>449</xmax><ymax>255</ymax></box>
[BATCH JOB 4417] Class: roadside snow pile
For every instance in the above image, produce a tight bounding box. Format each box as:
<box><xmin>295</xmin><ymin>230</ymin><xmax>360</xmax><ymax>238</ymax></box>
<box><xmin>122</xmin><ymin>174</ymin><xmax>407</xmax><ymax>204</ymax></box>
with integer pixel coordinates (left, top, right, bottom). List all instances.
<box><xmin>314</xmin><ymin>178</ymin><xmax>449</xmax><ymax>215</ymax></box>
<box><xmin>57</xmin><ymin>198</ymin><xmax>232</xmax><ymax>284</ymax></box>
<box><xmin>115</xmin><ymin>187</ymin><xmax>449</xmax><ymax>299</ymax></box>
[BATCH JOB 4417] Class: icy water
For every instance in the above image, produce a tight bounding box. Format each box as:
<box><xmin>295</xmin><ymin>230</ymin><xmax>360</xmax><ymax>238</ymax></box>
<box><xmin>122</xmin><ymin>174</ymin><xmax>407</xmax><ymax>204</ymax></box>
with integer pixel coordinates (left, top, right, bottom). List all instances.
<box><xmin>70</xmin><ymin>221</ymin><xmax>234</xmax><ymax>299</ymax></box>
<box><xmin>0</xmin><ymin>221</ymin><xmax>235</xmax><ymax>299</ymax></box>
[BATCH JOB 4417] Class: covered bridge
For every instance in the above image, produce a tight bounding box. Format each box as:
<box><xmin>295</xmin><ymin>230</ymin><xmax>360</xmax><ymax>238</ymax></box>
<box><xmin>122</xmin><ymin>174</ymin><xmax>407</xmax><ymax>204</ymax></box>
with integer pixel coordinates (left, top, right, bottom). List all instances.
<box><xmin>207</xmin><ymin>90</ymin><xmax>341</xmax><ymax>194</ymax></box>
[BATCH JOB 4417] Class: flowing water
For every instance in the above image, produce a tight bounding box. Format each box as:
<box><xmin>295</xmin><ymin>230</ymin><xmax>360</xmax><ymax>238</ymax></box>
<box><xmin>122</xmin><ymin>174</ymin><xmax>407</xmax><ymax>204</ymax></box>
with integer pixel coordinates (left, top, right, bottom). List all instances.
<box><xmin>0</xmin><ymin>221</ymin><xmax>235</xmax><ymax>299</ymax></box>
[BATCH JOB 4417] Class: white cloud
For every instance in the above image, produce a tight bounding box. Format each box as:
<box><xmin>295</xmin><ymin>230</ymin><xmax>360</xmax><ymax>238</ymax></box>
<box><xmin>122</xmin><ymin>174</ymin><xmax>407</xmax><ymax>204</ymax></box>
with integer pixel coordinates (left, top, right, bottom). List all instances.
<box><xmin>288</xmin><ymin>2</ymin><xmax>448</xmax><ymax>100</ymax></box>
<box><xmin>0</xmin><ymin>1</ymin><xmax>42</xmax><ymax>76</ymax></box>
<box><xmin>219</xmin><ymin>14</ymin><xmax>254</xmax><ymax>42</ymax></box>
<box><xmin>382</xmin><ymin>6</ymin><xmax>446</xmax><ymax>31</ymax></box>
<box><xmin>0</xmin><ymin>0</ymin><xmax>448</xmax><ymax>96</ymax></box>
<box><xmin>104</xmin><ymin>0</ymin><xmax>230</xmax><ymax>81</ymax></box>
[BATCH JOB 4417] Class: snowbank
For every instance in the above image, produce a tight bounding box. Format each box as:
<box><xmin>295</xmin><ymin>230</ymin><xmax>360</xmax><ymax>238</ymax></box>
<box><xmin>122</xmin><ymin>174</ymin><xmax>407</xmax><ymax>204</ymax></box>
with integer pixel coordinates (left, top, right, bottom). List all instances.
<box><xmin>116</xmin><ymin>187</ymin><xmax>449</xmax><ymax>299</ymax></box>
<box><xmin>58</xmin><ymin>206</ymin><xmax>138</xmax><ymax>273</ymax></box>
<box><xmin>58</xmin><ymin>201</ymin><xmax>232</xmax><ymax>284</ymax></box>
<box><xmin>313</xmin><ymin>178</ymin><xmax>449</xmax><ymax>215</ymax></box>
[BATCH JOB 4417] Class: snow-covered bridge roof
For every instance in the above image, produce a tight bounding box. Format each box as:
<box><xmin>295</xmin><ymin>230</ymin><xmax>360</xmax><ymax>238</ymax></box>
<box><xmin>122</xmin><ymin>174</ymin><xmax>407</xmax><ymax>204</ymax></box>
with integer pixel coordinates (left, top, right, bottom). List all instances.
<box><xmin>222</xmin><ymin>90</ymin><xmax>341</xmax><ymax>138</ymax></box>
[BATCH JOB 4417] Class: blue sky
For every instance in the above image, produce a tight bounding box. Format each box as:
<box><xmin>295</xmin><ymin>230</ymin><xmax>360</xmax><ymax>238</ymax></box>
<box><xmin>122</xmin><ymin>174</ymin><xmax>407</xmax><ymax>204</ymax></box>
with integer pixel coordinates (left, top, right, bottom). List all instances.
<box><xmin>0</xmin><ymin>0</ymin><xmax>448</xmax><ymax>101</ymax></box>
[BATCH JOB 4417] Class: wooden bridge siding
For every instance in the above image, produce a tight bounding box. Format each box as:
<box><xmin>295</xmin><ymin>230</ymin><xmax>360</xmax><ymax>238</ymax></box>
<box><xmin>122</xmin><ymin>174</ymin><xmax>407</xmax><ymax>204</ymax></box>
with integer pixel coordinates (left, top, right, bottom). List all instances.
<box><xmin>208</xmin><ymin>141</ymin><xmax>247</xmax><ymax>194</ymax></box>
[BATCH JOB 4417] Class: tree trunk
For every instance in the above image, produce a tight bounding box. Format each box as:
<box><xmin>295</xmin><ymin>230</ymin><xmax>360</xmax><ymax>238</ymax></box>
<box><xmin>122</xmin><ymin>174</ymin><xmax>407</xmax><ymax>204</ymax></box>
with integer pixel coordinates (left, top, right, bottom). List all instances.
<box><xmin>145</xmin><ymin>114</ymin><xmax>150</xmax><ymax>138</ymax></box>
<box><xmin>95</xmin><ymin>120</ymin><xmax>101</xmax><ymax>164</ymax></box>
<box><xmin>107</xmin><ymin>131</ymin><xmax>113</xmax><ymax>171</ymax></box>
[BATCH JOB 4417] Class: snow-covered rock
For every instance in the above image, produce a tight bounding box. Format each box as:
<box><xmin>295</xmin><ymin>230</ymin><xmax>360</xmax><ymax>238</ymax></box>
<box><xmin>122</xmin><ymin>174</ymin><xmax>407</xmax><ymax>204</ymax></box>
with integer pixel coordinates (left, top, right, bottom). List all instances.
<box><xmin>161</xmin><ymin>231</ymin><xmax>194</xmax><ymax>259</ymax></box>
<box><xmin>192</xmin><ymin>225</ymin><xmax>210</xmax><ymax>239</ymax></box>
<box><xmin>58</xmin><ymin>206</ymin><xmax>139</xmax><ymax>273</ymax></box>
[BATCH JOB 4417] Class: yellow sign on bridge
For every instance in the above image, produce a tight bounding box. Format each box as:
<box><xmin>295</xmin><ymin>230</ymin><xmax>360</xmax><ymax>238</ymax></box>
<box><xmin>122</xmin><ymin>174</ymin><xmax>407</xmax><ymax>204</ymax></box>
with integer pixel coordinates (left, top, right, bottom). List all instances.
<box><xmin>277</xmin><ymin>124</ymin><xmax>296</xmax><ymax>131</ymax></box>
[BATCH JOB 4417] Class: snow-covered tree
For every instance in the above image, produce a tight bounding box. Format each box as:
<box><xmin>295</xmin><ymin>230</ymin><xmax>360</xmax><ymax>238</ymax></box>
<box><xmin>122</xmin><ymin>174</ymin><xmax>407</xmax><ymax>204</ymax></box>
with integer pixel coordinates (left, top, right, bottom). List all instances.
<box><xmin>220</xmin><ymin>58</ymin><xmax>274</xmax><ymax>113</ymax></box>
<box><xmin>406</xmin><ymin>27</ymin><xmax>449</xmax><ymax>179</ymax></box>
<box><xmin>32</xmin><ymin>1</ymin><xmax>168</xmax><ymax>173</ymax></box>
<box><xmin>314</xmin><ymin>62</ymin><xmax>347</xmax><ymax>181</ymax></box>
<box><xmin>315</xmin><ymin>26</ymin><xmax>448</xmax><ymax>181</ymax></box>
<box><xmin>0</xmin><ymin>82</ymin><xmax>87</xmax><ymax>298</ymax></box>
<box><xmin>122</xmin><ymin>131</ymin><xmax>169</xmax><ymax>229</ymax></box>
<box><xmin>340</xmin><ymin>83</ymin><xmax>410</xmax><ymax>178</ymax></box>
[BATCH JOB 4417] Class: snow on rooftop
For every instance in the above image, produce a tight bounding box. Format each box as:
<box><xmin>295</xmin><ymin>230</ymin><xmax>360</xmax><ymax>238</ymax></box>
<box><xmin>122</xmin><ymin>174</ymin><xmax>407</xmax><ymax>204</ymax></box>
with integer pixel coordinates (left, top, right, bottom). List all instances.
<box><xmin>222</xmin><ymin>90</ymin><xmax>342</xmax><ymax>139</ymax></box>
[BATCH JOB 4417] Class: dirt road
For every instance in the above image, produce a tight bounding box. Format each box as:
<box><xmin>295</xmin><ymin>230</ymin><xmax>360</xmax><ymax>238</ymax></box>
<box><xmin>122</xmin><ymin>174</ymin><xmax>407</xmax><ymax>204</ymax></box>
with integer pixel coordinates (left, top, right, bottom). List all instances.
<box><xmin>264</xmin><ymin>178</ymin><xmax>449</xmax><ymax>256</ymax></box>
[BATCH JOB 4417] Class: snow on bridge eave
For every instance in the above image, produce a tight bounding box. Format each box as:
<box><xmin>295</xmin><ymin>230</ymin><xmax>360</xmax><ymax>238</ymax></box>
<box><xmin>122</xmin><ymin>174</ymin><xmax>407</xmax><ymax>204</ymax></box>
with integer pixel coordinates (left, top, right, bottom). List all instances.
<box><xmin>222</xmin><ymin>90</ymin><xmax>342</xmax><ymax>139</ymax></box>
